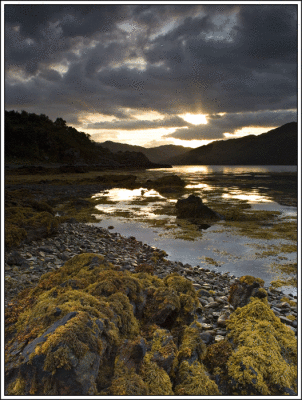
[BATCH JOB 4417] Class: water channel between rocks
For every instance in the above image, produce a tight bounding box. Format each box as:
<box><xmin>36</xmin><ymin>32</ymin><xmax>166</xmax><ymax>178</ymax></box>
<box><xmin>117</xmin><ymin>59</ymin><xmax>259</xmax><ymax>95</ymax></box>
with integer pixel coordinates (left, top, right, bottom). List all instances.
<box><xmin>88</xmin><ymin>165</ymin><xmax>297</xmax><ymax>295</ymax></box>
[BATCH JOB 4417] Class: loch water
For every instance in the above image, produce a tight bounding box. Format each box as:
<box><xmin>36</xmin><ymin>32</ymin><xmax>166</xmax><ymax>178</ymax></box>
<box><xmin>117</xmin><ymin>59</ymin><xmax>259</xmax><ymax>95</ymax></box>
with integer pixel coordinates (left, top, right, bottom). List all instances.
<box><xmin>90</xmin><ymin>165</ymin><xmax>298</xmax><ymax>295</ymax></box>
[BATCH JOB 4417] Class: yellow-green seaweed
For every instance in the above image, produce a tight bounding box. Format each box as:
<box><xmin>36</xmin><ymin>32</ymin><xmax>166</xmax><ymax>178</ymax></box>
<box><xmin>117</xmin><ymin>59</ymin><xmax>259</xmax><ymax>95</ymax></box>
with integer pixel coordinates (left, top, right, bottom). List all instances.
<box><xmin>226</xmin><ymin>297</ymin><xmax>297</xmax><ymax>395</ymax></box>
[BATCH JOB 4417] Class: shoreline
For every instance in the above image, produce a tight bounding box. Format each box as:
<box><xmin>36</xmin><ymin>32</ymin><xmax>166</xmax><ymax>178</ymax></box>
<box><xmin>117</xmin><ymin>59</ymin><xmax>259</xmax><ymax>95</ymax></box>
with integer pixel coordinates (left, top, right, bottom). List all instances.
<box><xmin>5</xmin><ymin>221</ymin><xmax>298</xmax><ymax>337</ymax></box>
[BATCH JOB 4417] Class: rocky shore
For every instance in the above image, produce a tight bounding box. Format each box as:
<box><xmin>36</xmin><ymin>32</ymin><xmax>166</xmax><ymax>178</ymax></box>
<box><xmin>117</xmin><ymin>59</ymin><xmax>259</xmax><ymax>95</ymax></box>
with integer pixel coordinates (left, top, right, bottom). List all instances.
<box><xmin>5</xmin><ymin>221</ymin><xmax>298</xmax><ymax>396</ymax></box>
<box><xmin>5</xmin><ymin>222</ymin><xmax>298</xmax><ymax>336</ymax></box>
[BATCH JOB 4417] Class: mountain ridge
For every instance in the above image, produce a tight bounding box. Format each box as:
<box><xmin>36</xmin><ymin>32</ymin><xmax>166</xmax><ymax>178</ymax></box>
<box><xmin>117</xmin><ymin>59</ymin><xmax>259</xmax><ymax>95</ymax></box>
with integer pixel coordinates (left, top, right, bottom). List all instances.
<box><xmin>97</xmin><ymin>141</ymin><xmax>190</xmax><ymax>163</ymax></box>
<box><xmin>166</xmin><ymin>122</ymin><xmax>297</xmax><ymax>165</ymax></box>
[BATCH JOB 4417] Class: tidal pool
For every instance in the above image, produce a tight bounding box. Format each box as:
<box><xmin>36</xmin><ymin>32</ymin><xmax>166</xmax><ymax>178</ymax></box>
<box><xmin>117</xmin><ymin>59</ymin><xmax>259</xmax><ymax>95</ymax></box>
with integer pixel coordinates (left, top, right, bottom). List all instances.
<box><xmin>90</xmin><ymin>166</ymin><xmax>298</xmax><ymax>295</ymax></box>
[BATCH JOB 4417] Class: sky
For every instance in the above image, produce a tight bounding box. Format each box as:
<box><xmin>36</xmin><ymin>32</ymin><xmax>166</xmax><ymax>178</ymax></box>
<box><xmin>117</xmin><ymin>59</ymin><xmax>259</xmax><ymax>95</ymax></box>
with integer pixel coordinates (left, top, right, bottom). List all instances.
<box><xmin>3</xmin><ymin>2</ymin><xmax>299</xmax><ymax>148</ymax></box>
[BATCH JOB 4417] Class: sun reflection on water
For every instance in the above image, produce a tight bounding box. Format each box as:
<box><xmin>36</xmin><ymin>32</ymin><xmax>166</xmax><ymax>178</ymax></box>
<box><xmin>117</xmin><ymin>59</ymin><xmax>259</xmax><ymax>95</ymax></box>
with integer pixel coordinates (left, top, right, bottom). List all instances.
<box><xmin>222</xmin><ymin>191</ymin><xmax>272</xmax><ymax>203</ymax></box>
<box><xmin>93</xmin><ymin>188</ymin><xmax>165</xmax><ymax>202</ymax></box>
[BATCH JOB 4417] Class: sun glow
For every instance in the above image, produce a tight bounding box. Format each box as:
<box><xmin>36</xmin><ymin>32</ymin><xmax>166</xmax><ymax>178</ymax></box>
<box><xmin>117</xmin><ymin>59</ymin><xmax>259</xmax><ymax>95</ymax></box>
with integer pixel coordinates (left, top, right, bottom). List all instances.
<box><xmin>171</xmin><ymin>138</ymin><xmax>213</xmax><ymax>148</ymax></box>
<box><xmin>180</xmin><ymin>113</ymin><xmax>208</xmax><ymax>125</ymax></box>
<box><xmin>224</xmin><ymin>126</ymin><xmax>277</xmax><ymax>139</ymax></box>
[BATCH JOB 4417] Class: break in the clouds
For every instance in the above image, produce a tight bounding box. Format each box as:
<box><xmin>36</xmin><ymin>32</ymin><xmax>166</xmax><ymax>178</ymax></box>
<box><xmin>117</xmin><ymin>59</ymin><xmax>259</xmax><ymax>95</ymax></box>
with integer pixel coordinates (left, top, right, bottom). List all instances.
<box><xmin>4</xmin><ymin>3</ymin><xmax>298</xmax><ymax>146</ymax></box>
<box><xmin>167</xmin><ymin>109</ymin><xmax>298</xmax><ymax>140</ymax></box>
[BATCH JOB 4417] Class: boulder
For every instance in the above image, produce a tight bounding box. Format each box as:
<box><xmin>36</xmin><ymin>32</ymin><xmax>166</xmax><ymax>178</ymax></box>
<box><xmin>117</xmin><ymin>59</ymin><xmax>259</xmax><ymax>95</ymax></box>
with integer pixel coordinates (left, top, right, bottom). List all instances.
<box><xmin>176</xmin><ymin>195</ymin><xmax>224</xmax><ymax>221</ymax></box>
<box><xmin>7</xmin><ymin>312</ymin><xmax>106</xmax><ymax>395</ymax></box>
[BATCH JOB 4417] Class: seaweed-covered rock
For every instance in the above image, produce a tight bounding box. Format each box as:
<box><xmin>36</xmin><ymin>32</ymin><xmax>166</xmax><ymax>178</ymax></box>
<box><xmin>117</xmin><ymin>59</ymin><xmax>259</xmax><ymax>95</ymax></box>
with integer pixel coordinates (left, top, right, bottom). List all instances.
<box><xmin>145</xmin><ymin>174</ymin><xmax>186</xmax><ymax>193</ymax></box>
<box><xmin>94</xmin><ymin>174</ymin><xmax>137</xmax><ymax>187</ymax></box>
<box><xmin>5</xmin><ymin>259</ymin><xmax>297</xmax><ymax>396</ymax></box>
<box><xmin>107</xmin><ymin>337</ymin><xmax>148</xmax><ymax>396</ymax></box>
<box><xmin>176</xmin><ymin>195</ymin><xmax>224</xmax><ymax>221</ymax></box>
<box><xmin>147</xmin><ymin>328</ymin><xmax>177</xmax><ymax>374</ymax></box>
<box><xmin>226</xmin><ymin>297</ymin><xmax>297</xmax><ymax>395</ymax></box>
<box><xmin>228</xmin><ymin>275</ymin><xmax>267</xmax><ymax>309</ymax></box>
<box><xmin>18</xmin><ymin>311</ymin><xmax>105</xmax><ymax>395</ymax></box>
<box><xmin>4</xmin><ymin>254</ymin><xmax>202</xmax><ymax>396</ymax></box>
<box><xmin>5</xmin><ymin>206</ymin><xmax>59</xmax><ymax>248</ymax></box>
<box><xmin>174</xmin><ymin>361</ymin><xmax>220</xmax><ymax>395</ymax></box>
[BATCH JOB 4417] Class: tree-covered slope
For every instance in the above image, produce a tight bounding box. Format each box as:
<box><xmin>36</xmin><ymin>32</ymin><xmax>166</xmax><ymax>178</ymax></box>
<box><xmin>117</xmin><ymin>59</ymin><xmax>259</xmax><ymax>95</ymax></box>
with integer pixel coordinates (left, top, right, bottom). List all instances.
<box><xmin>5</xmin><ymin>110</ymin><xmax>169</xmax><ymax>168</ymax></box>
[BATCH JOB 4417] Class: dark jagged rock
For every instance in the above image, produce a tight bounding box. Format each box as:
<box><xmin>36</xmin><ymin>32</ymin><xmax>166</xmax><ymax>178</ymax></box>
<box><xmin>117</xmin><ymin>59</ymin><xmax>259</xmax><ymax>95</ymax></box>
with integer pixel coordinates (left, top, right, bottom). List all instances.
<box><xmin>9</xmin><ymin>311</ymin><xmax>105</xmax><ymax>396</ymax></box>
<box><xmin>228</xmin><ymin>275</ymin><xmax>267</xmax><ymax>310</ymax></box>
<box><xmin>5</xmin><ymin>254</ymin><xmax>203</xmax><ymax>395</ymax></box>
<box><xmin>176</xmin><ymin>195</ymin><xmax>224</xmax><ymax>221</ymax></box>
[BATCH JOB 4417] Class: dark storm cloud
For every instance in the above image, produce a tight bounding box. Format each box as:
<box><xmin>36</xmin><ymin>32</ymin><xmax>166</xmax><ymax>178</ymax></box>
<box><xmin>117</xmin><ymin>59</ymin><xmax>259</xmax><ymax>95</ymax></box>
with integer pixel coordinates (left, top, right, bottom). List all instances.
<box><xmin>141</xmin><ymin>5</ymin><xmax>297</xmax><ymax>114</ymax></box>
<box><xmin>4</xmin><ymin>3</ymin><xmax>298</xmax><ymax>139</ymax></box>
<box><xmin>5</xmin><ymin>4</ymin><xmax>129</xmax><ymax>75</ymax></box>
<box><xmin>5</xmin><ymin>4</ymin><xmax>128</xmax><ymax>39</ymax></box>
<box><xmin>166</xmin><ymin>109</ymin><xmax>297</xmax><ymax>141</ymax></box>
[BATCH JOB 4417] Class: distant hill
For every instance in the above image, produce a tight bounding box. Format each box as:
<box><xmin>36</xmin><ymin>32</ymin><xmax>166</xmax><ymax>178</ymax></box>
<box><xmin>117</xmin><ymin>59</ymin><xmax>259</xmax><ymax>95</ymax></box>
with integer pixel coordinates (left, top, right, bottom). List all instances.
<box><xmin>167</xmin><ymin>122</ymin><xmax>298</xmax><ymax>165</ymax></box>
<box><xmin>4</xmin><ymin>110</ymin><xmax>170</xmax><ymax>169</ymax></box>
<box><xmin>98</xmin><ymin>141</ymin><xmax>190</xmax><ymax>164</ymax></box>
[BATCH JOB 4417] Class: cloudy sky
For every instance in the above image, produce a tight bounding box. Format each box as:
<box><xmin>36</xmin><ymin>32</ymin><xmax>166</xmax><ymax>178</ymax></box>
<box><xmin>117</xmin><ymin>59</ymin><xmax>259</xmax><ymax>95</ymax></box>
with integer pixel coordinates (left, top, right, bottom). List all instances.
<box><xmin>4</xmin><ymin>2</ymin><xmax>298</xmax><ymax>148</ymax></box>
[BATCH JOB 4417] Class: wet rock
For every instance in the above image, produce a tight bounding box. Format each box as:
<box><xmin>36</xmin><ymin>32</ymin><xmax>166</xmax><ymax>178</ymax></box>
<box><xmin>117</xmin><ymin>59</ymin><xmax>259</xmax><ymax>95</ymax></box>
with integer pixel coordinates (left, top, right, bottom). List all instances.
<box><xmin>217</xmin><ymin>312</ymin><xmax>230</xmax><ymax>327</ymax></box>
<box><xmin>214</xmin><ymin>335</ymin><xmax>225</xmax><ymax>342</ymax></box>
<box><xmin>37</xmin><ymin>246</ymin><xmax>53</xmax><ymax>254</ymax></box>
<box><xmin>198</xmin><ymin>289</ymin><xmax>211</xmax><ymax>297</ymax></box>
<box><xmin>200</xmin><ymin>331</ymin><xmax>214</xmax><ymax>345</ymax></box>
<box><xmin>7</xmin><ymin>311</ymin><xmax>105</xmax><ymax>395</ymax></box>
<box><xmin>7</xmin><ymin>251</ymin><xmax>26</xmax><ymax>266</ymax></box>
<box><xmin>279</xmin><ymin>315</ymin><xmax>296</xmax><ymax>327</ymax></box>
<box><xmin>175</xmin><ymin>195</ymin><xmax>224</xmax><ymax>220</ymax></box>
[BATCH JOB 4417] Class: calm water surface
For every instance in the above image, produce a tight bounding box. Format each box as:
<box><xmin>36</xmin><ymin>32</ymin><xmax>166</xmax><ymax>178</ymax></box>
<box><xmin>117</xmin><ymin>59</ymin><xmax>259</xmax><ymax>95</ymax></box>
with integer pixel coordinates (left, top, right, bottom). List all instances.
<box><xmin>90</xmin><ymin>165</ymin><xmax>298</xmax><ymax>295</ymax></box>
